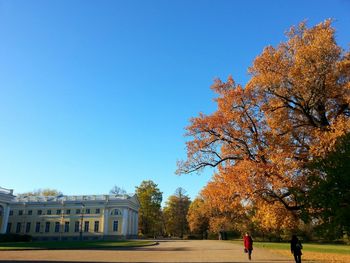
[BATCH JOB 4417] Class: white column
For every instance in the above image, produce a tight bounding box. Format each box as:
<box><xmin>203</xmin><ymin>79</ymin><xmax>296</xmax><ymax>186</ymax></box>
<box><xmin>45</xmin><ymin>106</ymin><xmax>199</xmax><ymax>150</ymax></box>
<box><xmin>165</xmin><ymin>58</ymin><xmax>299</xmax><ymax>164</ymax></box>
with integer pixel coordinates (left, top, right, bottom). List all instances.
<box><xmin>131</xmin><ymin>211</ymin><xmax>135</xmax><ymax>235</ymax></box>
<box><xmin>121</xmin><ymin>208</ymin><xmax>128</xmax><ymax>236</ymax></box>
<box><xmin>134</xmin><ymin>211</ymin><xmax>138</xmax><ymax>236</ymax></box>
<box><xmin>0</xmin><ymin>204</ymin><xmax>10</xmax><ymax>234</ymax></box>
<box><xmin>128</xmin><ymin>209</ymin><xmax>132</xmax><ymax>235</ymax></box>
<box><xmin>133</xmin><ymin>211</ymin><xmax>137</xmax><ymax>236</ymax></box>
<box><xmin>103</xmin><ymin>208</ymin><xmax>109</xmax><ymax>235</ymax></box>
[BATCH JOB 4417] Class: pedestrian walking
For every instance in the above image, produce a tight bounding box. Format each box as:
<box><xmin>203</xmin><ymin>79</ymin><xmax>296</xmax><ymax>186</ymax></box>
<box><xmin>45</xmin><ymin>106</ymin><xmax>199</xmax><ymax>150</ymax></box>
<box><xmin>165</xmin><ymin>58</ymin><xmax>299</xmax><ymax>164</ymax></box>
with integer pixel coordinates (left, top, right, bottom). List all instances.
<box><xmin>291</xmin><ymin>235</ymin><xmax>303</xmax><ymax>263</ymax></box>
<box><xmin>243</xmin><ymin>232</ymin><xmax>253</xmax><ymax>260</ymax></box>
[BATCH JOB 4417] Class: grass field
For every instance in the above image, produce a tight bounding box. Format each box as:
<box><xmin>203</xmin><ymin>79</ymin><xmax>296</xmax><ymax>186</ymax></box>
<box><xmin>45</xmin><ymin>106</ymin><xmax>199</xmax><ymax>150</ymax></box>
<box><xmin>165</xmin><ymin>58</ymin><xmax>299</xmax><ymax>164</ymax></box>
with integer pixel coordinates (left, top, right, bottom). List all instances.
<box><xmin>231</xmin><ymin>240</ymin><xmax>350</xmax><ymax>262</ymax></box>
<box><xmin>0</xmin><ymin>240</ymin><xmax>156</xmax><ymax>250</ymax></box>
<box><xmin>254</xmin><ymin>242</ymin><xmax>350</xmax><ymax>254</ymax></box>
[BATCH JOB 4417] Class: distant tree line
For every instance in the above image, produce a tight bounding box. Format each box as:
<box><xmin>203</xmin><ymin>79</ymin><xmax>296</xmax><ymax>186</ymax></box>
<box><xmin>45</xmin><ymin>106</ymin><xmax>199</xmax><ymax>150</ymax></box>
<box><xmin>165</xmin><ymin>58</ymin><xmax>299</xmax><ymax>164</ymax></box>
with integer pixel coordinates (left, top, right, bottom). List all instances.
<box><xmin>18</xmin><ymin>128</ymin><xmax>349</xmax><ymax>242</ymax></box>
<box><xmin>135</xmin><ymin>180</ymin><xmax>191</xmax><ymax>238</ymax></box>
<box><xmin>17</xmin><ymin>188</ymin><xmax>62</xmax><ymax>197</ymax></box>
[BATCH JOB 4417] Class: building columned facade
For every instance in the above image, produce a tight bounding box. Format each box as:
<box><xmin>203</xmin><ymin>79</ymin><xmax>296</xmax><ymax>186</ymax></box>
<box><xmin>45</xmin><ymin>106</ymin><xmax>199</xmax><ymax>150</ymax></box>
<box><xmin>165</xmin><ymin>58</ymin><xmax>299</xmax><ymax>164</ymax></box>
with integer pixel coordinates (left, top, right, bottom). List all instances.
<box><xmin>0</xmin><ymin>187</ymin><xmax>139</xmax><ymax>240</ymax></box>
<box><xmin>0</xmin><ymin>187</ymin><xmax>15</xmax><ymax>234</ymax></box>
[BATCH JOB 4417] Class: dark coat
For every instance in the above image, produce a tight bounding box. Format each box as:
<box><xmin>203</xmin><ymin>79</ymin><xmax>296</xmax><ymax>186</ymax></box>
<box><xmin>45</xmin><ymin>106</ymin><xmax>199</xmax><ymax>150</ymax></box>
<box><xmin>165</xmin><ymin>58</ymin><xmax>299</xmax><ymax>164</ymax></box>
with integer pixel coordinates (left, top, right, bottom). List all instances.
<box><xmin>291</xmin><ymin>237</ymin><xmax>303</xmax><ymax>255</ymax></box>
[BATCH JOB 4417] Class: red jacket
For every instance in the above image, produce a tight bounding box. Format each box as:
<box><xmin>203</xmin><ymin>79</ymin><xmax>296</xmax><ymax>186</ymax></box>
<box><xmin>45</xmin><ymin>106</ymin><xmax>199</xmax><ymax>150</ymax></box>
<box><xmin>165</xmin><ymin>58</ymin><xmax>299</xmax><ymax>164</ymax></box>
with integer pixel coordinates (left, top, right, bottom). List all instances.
<box><xmin>244</xmin><ymin>235</ymin><xmax>253</xmax><ymax>250</ymax></box>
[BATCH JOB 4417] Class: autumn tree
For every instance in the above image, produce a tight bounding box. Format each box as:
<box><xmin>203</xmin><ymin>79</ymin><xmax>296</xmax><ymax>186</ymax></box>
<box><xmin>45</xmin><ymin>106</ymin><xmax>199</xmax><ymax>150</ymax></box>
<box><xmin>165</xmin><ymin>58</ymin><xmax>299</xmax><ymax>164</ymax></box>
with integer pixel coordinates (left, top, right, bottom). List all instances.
<box><xmin>187</xmin><ymin>176</ymin><xmax>246</xmax><ymax>239</ymax></box>
<box><xmin>187</xmin><ymin>197</ymin><xmax>209</xmax><ymax>238</ymax></box>
<box><xmin>177</xmin><ymin>20</ymin><xmax>349</xmax><ymax>222</ymax></box>
<box><xmin>135</xmin><ymin>180</ymin><xmax>163</xmax><ymax>237</ymax></box>
<box><xmin>200</xmin><ymin>175</ymin><xmax>246</xmax><ymax>237</ymax></box>
<box><xmin>163</xmin><ymin>187</ymin><xmax>191</xmax><ymax>238</ymax></box>
<box><xmin>251</xmin><ymin>200</ymin><xmax>299</xmax><ymax>240</ymax></box>
<box><xmin>17</xmin><ymin>188</ymin><xmax>63</xmax><ymax>197</ymax></box>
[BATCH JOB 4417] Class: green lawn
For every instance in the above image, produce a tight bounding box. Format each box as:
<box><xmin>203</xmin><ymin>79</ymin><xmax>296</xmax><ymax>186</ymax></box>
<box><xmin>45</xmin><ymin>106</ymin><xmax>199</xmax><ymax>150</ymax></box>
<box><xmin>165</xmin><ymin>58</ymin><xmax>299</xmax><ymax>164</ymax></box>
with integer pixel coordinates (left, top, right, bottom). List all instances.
<box><xmin>230</xmin><ymin>240</ymin><xmax>350</xmax><ymax>255</ymax></box>
<box><xmin>0</xmin><ymin>240</ymin><xmax>156</xmax><ymax>250</ymax></box>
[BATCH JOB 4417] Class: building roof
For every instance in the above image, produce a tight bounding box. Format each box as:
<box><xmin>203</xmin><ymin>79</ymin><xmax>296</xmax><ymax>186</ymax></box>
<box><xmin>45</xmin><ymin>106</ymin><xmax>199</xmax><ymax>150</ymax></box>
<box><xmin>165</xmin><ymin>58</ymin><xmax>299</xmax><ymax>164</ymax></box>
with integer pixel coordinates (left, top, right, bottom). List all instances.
<box><xmin>0</xmin><ymin>186</ymin><xmax>14</xmax><ymax>195</ymax></box>
<box><xmin>13</xmin><ymin>194</ymin><xmax>135</xmax><ymax>203</ymax></box>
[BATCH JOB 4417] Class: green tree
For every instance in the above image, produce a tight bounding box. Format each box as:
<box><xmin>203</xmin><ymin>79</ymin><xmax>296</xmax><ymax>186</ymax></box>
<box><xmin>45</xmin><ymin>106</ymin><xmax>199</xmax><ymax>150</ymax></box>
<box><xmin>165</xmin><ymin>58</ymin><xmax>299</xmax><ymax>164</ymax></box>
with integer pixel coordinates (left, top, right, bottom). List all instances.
<box><xmin>17</xmin><ymin>188</ymin><xmax>62</xmax><ymax>197</ymax></box>
<box><xmin>304</xmin><ymin>133</ymin><xmax>350</xmax><ymax>240</ymax></box>
<box><xmin>135</xmin><ymin>180</ymin><xmax>163</xmax><ymax>237</ymax></box>
<box><xmin>163</xmin><ymin>187</ymin><xmax>191</xmax><ymax>238</ymax></box>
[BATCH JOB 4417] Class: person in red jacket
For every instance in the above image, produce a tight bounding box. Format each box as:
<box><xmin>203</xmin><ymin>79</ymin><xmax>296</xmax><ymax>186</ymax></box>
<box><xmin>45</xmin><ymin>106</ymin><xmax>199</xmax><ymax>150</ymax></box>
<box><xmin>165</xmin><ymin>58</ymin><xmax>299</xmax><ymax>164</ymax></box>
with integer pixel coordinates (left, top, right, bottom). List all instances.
<box><xmin>243</xmin><ymin>232</ymin><xmax>253</xmax><ymax>260</ymax></box>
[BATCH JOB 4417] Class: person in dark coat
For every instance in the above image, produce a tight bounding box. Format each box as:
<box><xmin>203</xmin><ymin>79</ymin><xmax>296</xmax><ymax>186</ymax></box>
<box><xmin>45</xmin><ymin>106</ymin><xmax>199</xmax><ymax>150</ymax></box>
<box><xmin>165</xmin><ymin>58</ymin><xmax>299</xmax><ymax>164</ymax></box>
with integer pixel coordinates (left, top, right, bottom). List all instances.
<box><xmin>243</xmin><ymin>232</ymin><xmax>253</xmax><ymax>260</ymax></box>
<box><xmin>291</xmin><ymin>235</ymin><xmax>303</xmax><ymax>263</ymax></box>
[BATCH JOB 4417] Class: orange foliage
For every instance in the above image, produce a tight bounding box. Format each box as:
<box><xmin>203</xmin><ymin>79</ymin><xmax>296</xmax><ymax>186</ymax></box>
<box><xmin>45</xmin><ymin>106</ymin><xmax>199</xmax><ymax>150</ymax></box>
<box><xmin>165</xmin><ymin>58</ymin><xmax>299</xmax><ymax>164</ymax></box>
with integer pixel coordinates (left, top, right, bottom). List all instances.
<box><xmin>187</xmin><ymin>197</ymin><xmax>209</xmax><ymax>234</ymax></box>
<box><xmin>251</xmin><ymin>200</ymin><xmax>298</xmax><ymax>234</ymax></box>
<box><xmin>177</xmin><ymin>20</ymin><xmax>350</xmax><ymax>223</ymax></box>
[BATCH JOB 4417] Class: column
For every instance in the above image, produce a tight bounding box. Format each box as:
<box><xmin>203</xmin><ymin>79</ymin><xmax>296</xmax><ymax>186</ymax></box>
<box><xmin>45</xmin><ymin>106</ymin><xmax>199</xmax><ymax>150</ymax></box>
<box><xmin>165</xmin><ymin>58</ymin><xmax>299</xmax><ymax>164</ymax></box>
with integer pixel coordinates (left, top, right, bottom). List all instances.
<box><xmin>128</xmin><ymin>209</ymin><xmax>132</xmax><ymax>235</ymax></box>
<box><xmin>131</xmin><ymin>211</ymin><xmax>135</xmax><ymax>236</ymax></box>
<box><xmin>134</xmin><ymin>211</ymin><xmax>139</xmax><ymax>237</ymax></box>
<box><xmin>0</xmin><ymin>204</ymin><xmax>10</xmax><ymax>234</ymax></box>
<box><xmin>133</xmin><ymin>211</ymin><xmax>137</xmax><ymax>236</ymax></box>
<box><xmin>121</xmin><ymin>208</ymin><xmax>128</xmax><ymax>236</ymax></box>
<box><xmin>103</xmin><ymin>208</ymin><xmax>109</xmax><ymax>235</ymax></box>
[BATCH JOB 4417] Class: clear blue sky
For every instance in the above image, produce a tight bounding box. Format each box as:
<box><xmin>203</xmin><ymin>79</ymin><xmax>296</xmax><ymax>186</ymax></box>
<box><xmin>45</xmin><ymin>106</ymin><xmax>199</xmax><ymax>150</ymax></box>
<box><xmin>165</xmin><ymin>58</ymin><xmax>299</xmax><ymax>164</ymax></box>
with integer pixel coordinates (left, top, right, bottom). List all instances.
<box><xmin>1</xmin><ymin>0</ymin><xmax>349</xmax><ymax>204</ymax></box>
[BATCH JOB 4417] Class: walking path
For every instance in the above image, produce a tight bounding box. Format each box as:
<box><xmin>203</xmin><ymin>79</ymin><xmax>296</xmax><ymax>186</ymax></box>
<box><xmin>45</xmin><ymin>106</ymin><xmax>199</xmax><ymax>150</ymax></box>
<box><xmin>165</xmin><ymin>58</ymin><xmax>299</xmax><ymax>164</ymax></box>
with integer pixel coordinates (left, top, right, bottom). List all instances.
<box><xmin>0</xmin><ymin>240</ymin><xmax>299</xmax><ymax>262</ymax></box>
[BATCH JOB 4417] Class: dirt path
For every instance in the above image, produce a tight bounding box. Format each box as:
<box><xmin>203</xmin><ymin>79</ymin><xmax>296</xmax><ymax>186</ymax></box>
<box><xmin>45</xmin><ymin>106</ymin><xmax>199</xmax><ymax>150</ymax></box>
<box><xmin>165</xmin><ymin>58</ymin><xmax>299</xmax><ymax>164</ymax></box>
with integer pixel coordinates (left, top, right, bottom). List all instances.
<box><xmin>0</xmin><ymin>240</ymin><xmax>299</xmax><ymax>262</ymax></box>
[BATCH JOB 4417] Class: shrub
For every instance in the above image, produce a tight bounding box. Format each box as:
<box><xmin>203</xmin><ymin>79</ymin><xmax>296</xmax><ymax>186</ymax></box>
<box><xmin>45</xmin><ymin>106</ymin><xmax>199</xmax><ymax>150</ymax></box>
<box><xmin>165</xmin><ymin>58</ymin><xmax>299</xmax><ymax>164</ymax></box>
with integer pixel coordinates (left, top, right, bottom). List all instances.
<box><xmin>0</xmin><ymin>233</ymin><xmax>32</xmax><ymax>242</ymax></box>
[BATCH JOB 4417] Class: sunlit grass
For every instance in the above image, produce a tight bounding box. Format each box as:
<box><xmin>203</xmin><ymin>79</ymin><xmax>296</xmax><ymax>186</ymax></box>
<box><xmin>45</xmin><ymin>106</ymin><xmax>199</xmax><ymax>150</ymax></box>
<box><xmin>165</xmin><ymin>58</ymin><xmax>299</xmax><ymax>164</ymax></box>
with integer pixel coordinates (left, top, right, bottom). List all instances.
<box><xmin>230</xmin><ymin>240</ymin><xmax>350</xmax><ymax>262</ymax></box>
<box><xmin>253</xmin><ymin>242</ymin><xmax>350</xmax><ymax>255</ymax></box>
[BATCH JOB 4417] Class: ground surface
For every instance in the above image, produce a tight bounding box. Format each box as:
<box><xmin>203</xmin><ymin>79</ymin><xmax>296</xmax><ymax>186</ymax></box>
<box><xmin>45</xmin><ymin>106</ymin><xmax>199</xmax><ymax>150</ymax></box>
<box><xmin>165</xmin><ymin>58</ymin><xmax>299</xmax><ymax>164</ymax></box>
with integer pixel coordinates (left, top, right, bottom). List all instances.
<box><xmin>0</xmin><ymin>240</ymin><xmax>155</xmax><ymax>250</ymax></box>
<box><xmin>0</xmin><ymin>239</ymin><xmax>301</xmax><ymax>263</ymax></box>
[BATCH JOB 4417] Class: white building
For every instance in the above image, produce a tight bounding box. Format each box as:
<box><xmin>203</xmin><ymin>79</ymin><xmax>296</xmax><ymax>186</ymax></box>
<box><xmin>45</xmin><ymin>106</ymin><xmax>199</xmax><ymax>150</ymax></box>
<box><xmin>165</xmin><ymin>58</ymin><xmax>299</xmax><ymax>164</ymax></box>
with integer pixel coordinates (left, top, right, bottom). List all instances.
<box><xmin>0</xmin><ymin>187</ymin><xmax>15</xmax><ymax>234</ymax></box>
<box><xmin>0</xmin><ymin>187</ymin><xmax>139</xmax><ymax>240</ymax></box>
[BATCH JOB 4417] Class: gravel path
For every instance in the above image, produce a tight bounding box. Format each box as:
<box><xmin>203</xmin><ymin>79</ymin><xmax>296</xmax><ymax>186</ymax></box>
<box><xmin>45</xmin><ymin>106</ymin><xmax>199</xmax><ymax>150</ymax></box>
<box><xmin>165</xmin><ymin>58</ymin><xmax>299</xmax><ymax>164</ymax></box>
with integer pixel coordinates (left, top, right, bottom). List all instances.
<box><xmin>0</xmin><ymin>240</ymin><xmax>296</xmax><ymax>262</ymax></box>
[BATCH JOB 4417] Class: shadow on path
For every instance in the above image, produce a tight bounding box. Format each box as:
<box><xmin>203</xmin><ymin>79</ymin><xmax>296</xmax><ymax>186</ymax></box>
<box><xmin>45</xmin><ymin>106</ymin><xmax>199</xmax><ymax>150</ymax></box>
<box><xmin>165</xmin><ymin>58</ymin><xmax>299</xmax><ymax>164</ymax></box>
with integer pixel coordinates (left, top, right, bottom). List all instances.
<box><xmin>0</xmin><ymin>261</ymin><xmax>293</xmax><ymax>263</ymax></box>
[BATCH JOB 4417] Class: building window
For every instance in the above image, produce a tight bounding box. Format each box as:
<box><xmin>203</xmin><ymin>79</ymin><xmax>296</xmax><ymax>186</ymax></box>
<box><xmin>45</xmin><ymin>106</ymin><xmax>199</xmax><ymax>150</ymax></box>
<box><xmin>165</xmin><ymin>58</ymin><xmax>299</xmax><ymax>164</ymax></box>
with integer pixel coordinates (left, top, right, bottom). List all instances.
<box><xmin>55</xmin><ymin>222</ymin><xmax>60</xmax><ymax>233</ymax></box>
<box><xmin>66</xmin><ymin>209</ymin><xmax>71</xmax><ymax>215</ymax></box>
<box><xmin>7</xmin><ymin>223</ymin><xmax>12</xmax><ymax>233</ymax></box>
<box><xmin>28</xmin><ymin>210</ymin><xmax>32</xmax><ymax>215</ymax></box>
<box><xmin>35</xmin><ymin>222</ymin><xmax>40</xmax><ymax>233</ymax></box>
<box><xmin>26</xmin><ymin>222</ymin><xmax>31</xmax><ymax>233</ymax></box>
<box><xmin>111</xmin><ymin>209</ymin><xmax>121</xmax><ymax>215</ymax></box>
<box><xmin>95</xmin><ymin>208</ymin><xmax>100</xmax><ymax>214</ymax></box>
<box><xmin>94</xmin><ymin>221</ymin><xmax>99</xmax><ymax>232</ymax></box>
<box><xmin>16</xmin><ymin>222</ymin><xmax>21</xmax><ymax>233</ymax></box>
<box><xmin>9</xmin><ymin>210</ymin><xmax>13</xmax><ymax>216</ymax></box>
<box><xmin>64</xmin><ymin>222</ymin><xmax>69</xmax><ymax>232</ymax></box>
<box><xmin>84</xmin><ymin>221</ymin><xmax>89</xmax><ymax>232</ymax></box>
<box><xmin>18</xmin><ymin>210</ymin><xmax>23</xmax><ymax>216</ymax></box>
<box><xmin>85</xmin><ymin>208</ymin><xmax>90</xmax><ymax>214</ymax></box>
<box><xmin>37</xmin><ymin>210</ymin><xmax>42</xmax><ymax>215</ymax></box>
<box><xmin>76</xmin><ymin>209</ymin><xmax>80</xmax><ymax>214</ymax></box>
<box><xmin>113</xmin><ymin>221</ymin><xmax>118</xmax><ymax>232</ymax></box>
<box><xmin>45</xmin><ymin>222</ymin><xmax>50</xmax><ymax>233</ymax></box>
<box><xmin>74</xmin><ymin>221</ymin><xmax>80</xmax><ymax>232</ymax></box>
<box><xmin>47</xmin><ymin>210</ymin><xmax>51</xmax><ymax>215</ymax></box>
<box><xmin>56</xmin><ymin>209</ymin><xmax>61</xmax><ymax>215</ymax></box>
